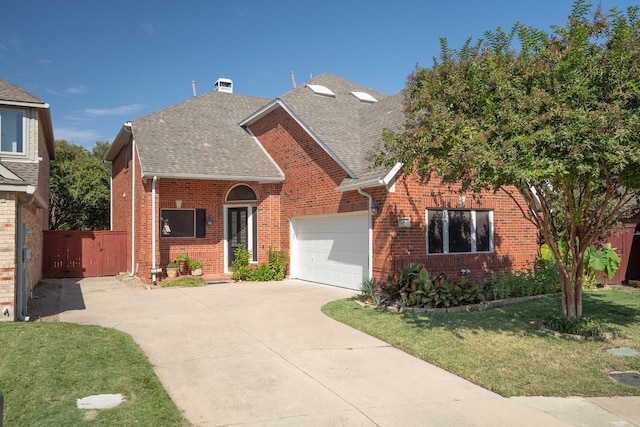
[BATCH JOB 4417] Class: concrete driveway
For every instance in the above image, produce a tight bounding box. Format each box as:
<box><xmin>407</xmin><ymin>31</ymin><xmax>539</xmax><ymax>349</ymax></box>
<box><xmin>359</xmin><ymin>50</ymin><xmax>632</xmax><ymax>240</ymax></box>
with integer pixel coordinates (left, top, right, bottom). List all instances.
<box><xmin>57</xmin><ymin>277</ymin><xmax>639</xmax><ymax>427</ymax></box>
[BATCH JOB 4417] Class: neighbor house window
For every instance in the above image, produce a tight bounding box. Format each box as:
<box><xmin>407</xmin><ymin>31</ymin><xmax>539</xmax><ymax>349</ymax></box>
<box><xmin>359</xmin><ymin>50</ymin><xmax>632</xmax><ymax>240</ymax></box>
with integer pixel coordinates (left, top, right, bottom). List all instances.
<box><xmin>0</xmin><ymin>108</ymin><xmax>25</xmax><ymax>154</ymax></box>
<box><xmin>160</xmin><ymin>208</ymin><xmax>206</xmax><ymax>238</ymax></box>
<box><xmin>426</xmin><ymin>209</ymin><xmax>493</xmax><ymax>254</ymax></box>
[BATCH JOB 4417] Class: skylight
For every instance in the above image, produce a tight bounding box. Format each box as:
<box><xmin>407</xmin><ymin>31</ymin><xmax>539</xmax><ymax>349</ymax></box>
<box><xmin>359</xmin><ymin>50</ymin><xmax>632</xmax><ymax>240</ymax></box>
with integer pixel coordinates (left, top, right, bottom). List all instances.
<box><xmin>350</xmin><ymin>91</ymin><xmax>377</xmax><ymax>103</ymax></box>
<box><xmin>306</xmin><ymin>84</ymin><xmax>335</xmax><ymax>97</ymax></box>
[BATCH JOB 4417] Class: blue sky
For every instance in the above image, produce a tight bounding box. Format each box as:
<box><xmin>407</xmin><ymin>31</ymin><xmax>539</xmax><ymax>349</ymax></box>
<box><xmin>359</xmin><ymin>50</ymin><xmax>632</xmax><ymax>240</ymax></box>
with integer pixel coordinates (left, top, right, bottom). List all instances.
<box><xmin>2</xmin><ymin>0</ymin><xmax>637</xmax><ymax>148</ymax></box>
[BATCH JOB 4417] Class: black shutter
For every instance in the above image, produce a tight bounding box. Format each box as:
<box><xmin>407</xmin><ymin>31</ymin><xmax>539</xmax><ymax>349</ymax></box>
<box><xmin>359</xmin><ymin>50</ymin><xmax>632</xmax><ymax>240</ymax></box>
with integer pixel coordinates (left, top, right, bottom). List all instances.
<box><xmin>196</xmin><ymin>209</ymin><xmax>206</xmax><ymax>238</ymax></box>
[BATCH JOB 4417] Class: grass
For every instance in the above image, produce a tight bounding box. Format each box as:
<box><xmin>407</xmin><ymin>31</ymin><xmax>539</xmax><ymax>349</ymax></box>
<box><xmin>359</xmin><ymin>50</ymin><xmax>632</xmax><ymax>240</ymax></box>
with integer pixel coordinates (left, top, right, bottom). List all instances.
<box><xmin>0</xmin><ymin>322</ymin><xmax>189</xmax><ymax>426</ymax></box>
<box><xmin>161</xmin><ymin>277</ymin><xmax>206</xmax><ymax>287</ymax></box>
<box><xmin>322</xmin><ymin>286</ymin><xmax>640</xmax><ymax>397</ymax></box>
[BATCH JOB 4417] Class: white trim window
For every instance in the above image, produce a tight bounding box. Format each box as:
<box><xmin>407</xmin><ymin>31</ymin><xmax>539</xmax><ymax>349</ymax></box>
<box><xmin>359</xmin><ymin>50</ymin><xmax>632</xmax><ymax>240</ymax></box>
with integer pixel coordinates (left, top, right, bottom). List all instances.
<box><xmin>426</xmin><ymin>209</ymin><xmax>494</xmax><ymax>254</ymax></box>
<box><xmin>0</xmin><ymin>108</ymin><xmax>25</xmax><ymax>154</ymax></box>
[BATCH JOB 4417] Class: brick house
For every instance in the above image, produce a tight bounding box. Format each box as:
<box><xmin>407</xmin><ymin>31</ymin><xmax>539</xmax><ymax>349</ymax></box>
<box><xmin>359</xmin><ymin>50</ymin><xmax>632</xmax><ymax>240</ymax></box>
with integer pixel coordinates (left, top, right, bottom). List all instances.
<box><xmin>0</xmin><ymin>78</ymin><xmax>54</xmax><ymax>320</ymax></box>
<box><xmin>105</xmin><ymin>73</ymin><xmax>538</xmax><ymax>289</ymax></box>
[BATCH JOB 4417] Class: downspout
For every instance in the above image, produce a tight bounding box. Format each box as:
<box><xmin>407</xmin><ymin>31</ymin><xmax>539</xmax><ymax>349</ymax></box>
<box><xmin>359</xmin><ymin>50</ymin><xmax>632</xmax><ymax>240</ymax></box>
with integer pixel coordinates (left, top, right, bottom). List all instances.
<box><xmin>109</xmin><ymin>162</ymin><xmax>113</xmax><ymax>229</ymax></box>
<box><xmin>357</xmin><ymin>188</ymin><xmax>374</xmax><ymax>280</ymax></box>
<box><xmin>129</xmin><ymin>129</ymin><xmax>136</xmax><ymax>277</ymax></box>
<box><xmin>151</xmin><ymin>176</ymin><xmax>158</xmax><ymax>284</ymax></box>
<box><xmin>16</xmin><ymin>195</ymin><xmax>35</xmax><ymax>321</ymax></box>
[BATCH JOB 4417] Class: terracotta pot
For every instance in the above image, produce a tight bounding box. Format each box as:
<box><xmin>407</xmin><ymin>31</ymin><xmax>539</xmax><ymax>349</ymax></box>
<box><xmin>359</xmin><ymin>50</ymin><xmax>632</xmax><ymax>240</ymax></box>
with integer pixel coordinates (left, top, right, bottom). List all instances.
<box><xmin>166</xmin><ymin>268</ymin><xmax>179</xmax><ymax>278</ymax></box>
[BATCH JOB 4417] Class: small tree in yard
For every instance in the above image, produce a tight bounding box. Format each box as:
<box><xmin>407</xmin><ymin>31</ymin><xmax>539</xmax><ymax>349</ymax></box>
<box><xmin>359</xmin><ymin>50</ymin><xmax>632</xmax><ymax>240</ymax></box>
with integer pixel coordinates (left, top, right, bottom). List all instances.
<box><xmin>375</xmin><ymin>1</ymin><xmax>640</xmax><ymax>318</ymax></box>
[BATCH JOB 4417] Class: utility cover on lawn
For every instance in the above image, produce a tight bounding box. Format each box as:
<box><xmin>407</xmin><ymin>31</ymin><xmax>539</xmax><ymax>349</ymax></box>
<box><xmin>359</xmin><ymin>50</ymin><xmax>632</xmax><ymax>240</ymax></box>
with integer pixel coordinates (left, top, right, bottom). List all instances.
<box><xmin>607</xmin><ymin>347</ymin><xmax>639</xmax><ymax>357</ymax></box>
<box><xmin>609</xmin><ymin>372</ymin><xmax>640</xmax><ymax>387</ymax></box>
<box><xmin>77</xmin><ymin>394</ymin><xmax>125</xmax><ymax>409</ymax></box>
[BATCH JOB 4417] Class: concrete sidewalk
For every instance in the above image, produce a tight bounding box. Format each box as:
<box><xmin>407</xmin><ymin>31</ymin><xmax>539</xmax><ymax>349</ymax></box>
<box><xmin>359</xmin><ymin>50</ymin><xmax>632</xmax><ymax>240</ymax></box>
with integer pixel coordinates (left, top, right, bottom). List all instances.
<box><xmin>57</xmin><ymin>277</ymin><xmax>639</xmax><ymax>427</ymax></box>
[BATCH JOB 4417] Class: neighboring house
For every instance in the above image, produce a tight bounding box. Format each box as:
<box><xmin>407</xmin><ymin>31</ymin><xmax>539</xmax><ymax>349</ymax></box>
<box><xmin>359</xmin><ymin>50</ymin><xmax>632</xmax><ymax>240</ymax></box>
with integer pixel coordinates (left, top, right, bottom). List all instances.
<box><xmin>105</xmin><ymin>73</ymin><xmax>538</xmax><ymax>289</ymax></box>
<box><xmin>0</xmin><ymin>79</ymin><xmax>55</xmax><ymax>320</ymax></box>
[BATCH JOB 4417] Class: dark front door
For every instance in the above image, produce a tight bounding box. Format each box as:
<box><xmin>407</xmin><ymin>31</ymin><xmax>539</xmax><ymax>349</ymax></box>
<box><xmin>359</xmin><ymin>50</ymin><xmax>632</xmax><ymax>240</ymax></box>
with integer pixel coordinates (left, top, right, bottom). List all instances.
<box><xmin>228</xmin><ymin>207</ymin><xmax>248</xmax><ymax>266</ymax></box>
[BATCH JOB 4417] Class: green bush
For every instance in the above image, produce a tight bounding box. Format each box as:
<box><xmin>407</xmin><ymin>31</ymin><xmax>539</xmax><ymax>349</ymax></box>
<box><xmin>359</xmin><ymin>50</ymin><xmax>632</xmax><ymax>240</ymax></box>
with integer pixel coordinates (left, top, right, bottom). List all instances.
<box><xmin>267</xmin><ymin>246</ymin><xmax>289</xmax><ymax>280</ymax></box>
<box><xmin>544</xmin><ymin>316</ymin><xmax>610</xmax><ymax>338</ymax></box>
<box><xmin>230</xmin><ymin>246</ymin><xmax>252</xmax><ymax>281</ymax></box>
<box><xmin>231</xmin><ymin>245</ymin><xmax>289</xmax><ymax>282</ymax></box>
<box><xmin>249</xmin><ymin>263</ymin><xmax>274</xmax><ymax>281</ymax></box>
<box><xmin>483</xmin><ymin>266</ymin><xmax>561</xmax><ymax>300</ymax></box>
<box><xmin>387</xmin><ymin>266</ymin><xmax>483</xmax><ymax>308</ymax></box>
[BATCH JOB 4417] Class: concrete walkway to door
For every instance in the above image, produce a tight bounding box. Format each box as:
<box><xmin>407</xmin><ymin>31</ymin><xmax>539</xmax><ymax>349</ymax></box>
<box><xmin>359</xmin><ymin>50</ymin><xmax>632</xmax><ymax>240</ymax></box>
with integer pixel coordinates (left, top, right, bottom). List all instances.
<box><xmin>57</xmin><ymin>277</ymin><xmax>640</xmax><ymax>427</ymax></box>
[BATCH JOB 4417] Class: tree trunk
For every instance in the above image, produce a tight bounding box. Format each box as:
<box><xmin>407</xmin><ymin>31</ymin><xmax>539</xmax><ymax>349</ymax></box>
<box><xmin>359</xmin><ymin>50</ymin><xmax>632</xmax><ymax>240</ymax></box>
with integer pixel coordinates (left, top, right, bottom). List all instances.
<box><xmin>559</xmin><ymin>257</ymin><xmax>584</xmax><ymax>319</ymax></box>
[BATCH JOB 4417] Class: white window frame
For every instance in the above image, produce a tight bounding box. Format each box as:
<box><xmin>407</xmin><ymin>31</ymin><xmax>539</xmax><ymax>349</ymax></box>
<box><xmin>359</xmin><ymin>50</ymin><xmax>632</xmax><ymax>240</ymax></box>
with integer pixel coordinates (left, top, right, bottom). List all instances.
<box><xmin>426</xmin><ymin>209</ymin><xmax>494</xmax><ymax>254</ymax></box>
<box><xmin>0</xmin><ymin>107</ymin><xmax>26</xmax><ymax>156</ymax></box>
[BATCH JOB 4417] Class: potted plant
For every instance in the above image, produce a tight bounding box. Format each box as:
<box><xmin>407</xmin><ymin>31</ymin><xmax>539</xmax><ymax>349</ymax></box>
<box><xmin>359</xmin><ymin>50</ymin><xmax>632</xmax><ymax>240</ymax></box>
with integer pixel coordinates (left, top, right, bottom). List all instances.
<box><xmin>166</xmin><ymin>262</ymin><xmax>179</xmax><ymax>278</ymax></box>
<box><xmin>176</xmin><ymin>253</ymin><xmax>190</xmax><ymax>275</ymax></box>
<box><xmin>188</xmin><ymin>258</ymin><xmax>204</xmax><ymax>276</ymax></box>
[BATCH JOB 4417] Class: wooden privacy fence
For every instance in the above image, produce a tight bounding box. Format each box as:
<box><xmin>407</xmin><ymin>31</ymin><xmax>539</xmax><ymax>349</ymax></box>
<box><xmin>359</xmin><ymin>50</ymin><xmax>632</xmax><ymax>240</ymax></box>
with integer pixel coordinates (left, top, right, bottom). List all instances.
<box><xmin>43</xmin><ymin>230</ymin><xmax>127</xmax><ymax>278</ymax></box>
<box><xmin>603</xmin><ymin>223</ymin><xmax>640</xmax><ymax>284</ymax></box>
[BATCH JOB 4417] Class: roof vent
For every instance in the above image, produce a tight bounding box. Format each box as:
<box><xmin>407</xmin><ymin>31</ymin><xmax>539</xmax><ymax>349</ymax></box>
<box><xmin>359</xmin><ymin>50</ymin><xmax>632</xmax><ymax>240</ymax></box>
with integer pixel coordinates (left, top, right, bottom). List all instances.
<box><xmin>350</xmin><ymin>91</ymin><xmax>377</xmax><ymax>103</ymax></box>
<box><xmin>214</xmin><ymin>78</ymin><xmax>233</xmax><ymax>93</ymax></box>
<box><xmin>306</xmin><ymin>84</ymin><xmax>335</xmax><ymax>97</ymax></box>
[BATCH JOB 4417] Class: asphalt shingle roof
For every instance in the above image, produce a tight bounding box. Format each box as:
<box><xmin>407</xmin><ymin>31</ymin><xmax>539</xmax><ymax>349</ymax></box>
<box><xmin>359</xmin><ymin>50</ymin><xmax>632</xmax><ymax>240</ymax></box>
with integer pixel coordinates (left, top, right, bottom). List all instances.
<box><xmin>119</xmin><ymin>73</ymin><xmax>407</xmax><ymax>188</ymax></box>
<box><xmin>131</xmin><ymin>91</ymin><xmax>283</xmax><ymax>180</ymax></box>
<box><xmin>0</xmin><ymin>78</ymin><xmax>45</xmax><ymax>104</ymax></box>
<box><xmin>279</xmin><ymin>73</ymin><xmax>390</xmax><ymax>177</ymax></box>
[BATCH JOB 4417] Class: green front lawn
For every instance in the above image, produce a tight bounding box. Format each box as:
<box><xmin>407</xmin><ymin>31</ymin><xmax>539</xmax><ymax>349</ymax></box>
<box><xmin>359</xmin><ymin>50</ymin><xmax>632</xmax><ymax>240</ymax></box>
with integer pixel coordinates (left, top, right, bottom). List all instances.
<box><xmin>0</xmin><ymin>322</ymin><xmax>189</xmax><ymax>426</ymax></box>
<box><xmin>322</xmin><ymin>286</ymin><xmax>640</xmax><ymax>397</ymax></box>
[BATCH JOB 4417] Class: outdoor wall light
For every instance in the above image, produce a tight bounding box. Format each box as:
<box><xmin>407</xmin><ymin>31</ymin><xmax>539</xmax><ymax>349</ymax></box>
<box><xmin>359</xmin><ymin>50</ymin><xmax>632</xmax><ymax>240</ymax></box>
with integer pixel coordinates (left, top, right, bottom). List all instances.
<box><xmin>207</xmin><ymin>216</ymin><xmax>213</xmax><ymax>226</ymax></box>
<box><xmin>370</xmin><ymin>202</ymin><xmax>381</xmax><ymax>216</ymax></box>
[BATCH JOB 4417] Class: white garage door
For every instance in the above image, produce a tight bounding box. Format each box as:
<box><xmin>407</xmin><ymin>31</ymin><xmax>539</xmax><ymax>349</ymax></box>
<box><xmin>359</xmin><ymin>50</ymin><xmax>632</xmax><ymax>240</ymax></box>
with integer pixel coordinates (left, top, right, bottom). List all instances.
<box><xmin>290</xmin><ymin>211</ymin><xmax>368</xmax><ymax>290</ymax></box>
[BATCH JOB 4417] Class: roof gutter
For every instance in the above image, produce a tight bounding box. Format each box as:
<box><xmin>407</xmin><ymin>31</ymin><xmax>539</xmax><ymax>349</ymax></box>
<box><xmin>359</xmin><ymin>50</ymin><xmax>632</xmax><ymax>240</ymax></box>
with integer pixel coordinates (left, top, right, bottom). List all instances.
<box><xmin>140</xmin><ymin>171</ymin><xmax>284</xmax><ymax>183</ymax></box>
<box><xmin>336</xmin><ymin>162</ymin><xmax>403</xmax><ymax>193</ymax></box>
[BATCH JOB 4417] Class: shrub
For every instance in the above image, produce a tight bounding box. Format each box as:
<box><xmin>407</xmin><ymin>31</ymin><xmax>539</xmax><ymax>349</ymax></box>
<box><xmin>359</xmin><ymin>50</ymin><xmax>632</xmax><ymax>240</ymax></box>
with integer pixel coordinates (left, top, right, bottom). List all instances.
<box><xmin>483</xmin><ymin>267</ymin><xmax>561</xmax><ymax>300</ymax></box>
<box><xmin>230</xmin><ymin>246</ymin><xmax>252</xmax><ymax>281</ymax></box>
<box><xmin>187</xmin><ymin>258</ymin><xmax>203</xmax><ymax>270</ymax></box>
<box><xmin>544</xmin><ymin>316</ymin><xmax>610</xmax><ymax>338</ymax></box>
<box><xmin>249</xmin><ymin>263</ymin><xmax>274</xmax><ymax>281</ymax></box>
<box><xmin>231</xmin><ymin>245</ymin><xmax>289</xmax><ymax>282</ymax></box>
<box><xmin>357</xmin><ymin>277</ymin><xmax>377</xmax><ymax>303</ymax></box>
<box><xmin>386</xmin><ymin>266</ymin><xmax>483</xmax><ymax>308</ymax></box>
<box><xmin>267</xmin><ymin>246</ymin><xmax>289</xmax><ymax>280</ymax></box>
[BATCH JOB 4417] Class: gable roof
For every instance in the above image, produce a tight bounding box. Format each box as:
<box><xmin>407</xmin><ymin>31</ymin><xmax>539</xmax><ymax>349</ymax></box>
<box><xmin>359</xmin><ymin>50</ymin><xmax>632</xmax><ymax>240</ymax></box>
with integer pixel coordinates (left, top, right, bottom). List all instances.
<box><xmin>107</xmin><ymin>73</ymin><xmax>405</xmax><ymax>189</ymax></box>
<box><xmin>107</xmin><ymin>91</ymin><xmax>284</xmax><ymax>181</ymax></box>
<box><xmin>0</xmin><ymin>78</ymin><xmax>46</xmax><ymax>104</ymax></box>
<box><xmin>241</xmin><ymin>73</ymin><xmax>404</xmax><ymax>190</ymax></box>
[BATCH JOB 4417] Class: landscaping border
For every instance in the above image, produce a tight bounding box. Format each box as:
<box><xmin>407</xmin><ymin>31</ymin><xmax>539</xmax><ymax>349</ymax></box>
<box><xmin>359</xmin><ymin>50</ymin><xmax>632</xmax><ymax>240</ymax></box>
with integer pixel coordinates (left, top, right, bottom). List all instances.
<box><xmin>354</xmin><ymin>294</ymin><xmax>555</xmax><ymax>314</ymax></box>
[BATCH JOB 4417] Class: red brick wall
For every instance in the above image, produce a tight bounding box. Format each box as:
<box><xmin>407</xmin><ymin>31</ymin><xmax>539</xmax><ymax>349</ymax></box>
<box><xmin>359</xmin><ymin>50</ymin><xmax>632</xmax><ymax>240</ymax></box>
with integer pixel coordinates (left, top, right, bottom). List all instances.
<box><xmin>248</xmin><ymin>108</ymin><xmax>368</xmax><ymax>217</ymax></box>
<box><xmin>112</xmin><ymin>104</ymin><xmax>539</xmax><ymax>285</ymax></box>
<box><xmin>110</xmin><ymin>137</ymin><xmax>133</xmax><ymax>273</ymax></box>
<box><xmin>249</xmin><ymin>106</ymin><xmax>538</xmax><ymax>284</ymax></box>
<box><xmin>368</xmin><ymin>176</ymin><xmax>538</xmax><ymax>283</ymax></box>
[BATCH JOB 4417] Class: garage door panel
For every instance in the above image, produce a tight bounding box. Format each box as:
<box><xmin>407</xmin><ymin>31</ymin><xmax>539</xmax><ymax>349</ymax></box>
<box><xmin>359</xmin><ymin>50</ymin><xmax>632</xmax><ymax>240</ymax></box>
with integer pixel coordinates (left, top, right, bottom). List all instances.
<box><xmin>291</xmin><ymin>212</ymin><xmax>368</xmax><ymax>290</ymax></box>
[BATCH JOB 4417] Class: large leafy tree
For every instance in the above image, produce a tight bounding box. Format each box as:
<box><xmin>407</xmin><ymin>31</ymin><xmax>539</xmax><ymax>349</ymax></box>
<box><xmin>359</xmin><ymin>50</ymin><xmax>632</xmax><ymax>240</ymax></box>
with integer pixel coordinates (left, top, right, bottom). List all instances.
<box><xmin>49</xmin><ymin>140</ymin><xmax>111</xmax><ymax>230</ymax></box>
<box><xmin>375</xmin><ymin>1</ymin><xmax>640</xmax><ymax>318</ymax></box>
